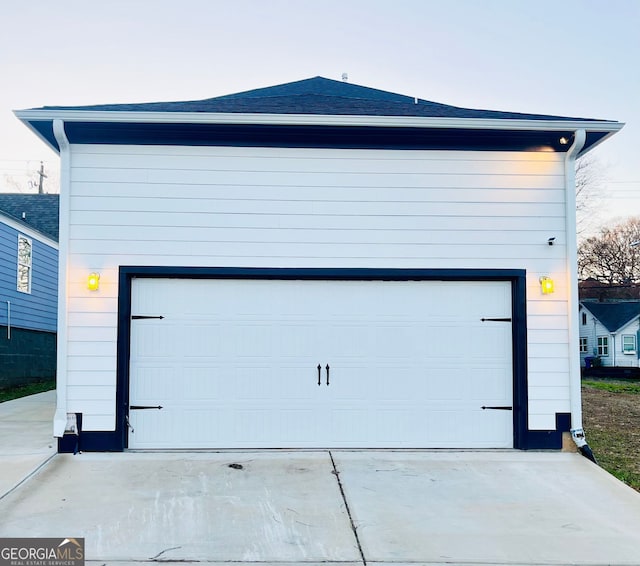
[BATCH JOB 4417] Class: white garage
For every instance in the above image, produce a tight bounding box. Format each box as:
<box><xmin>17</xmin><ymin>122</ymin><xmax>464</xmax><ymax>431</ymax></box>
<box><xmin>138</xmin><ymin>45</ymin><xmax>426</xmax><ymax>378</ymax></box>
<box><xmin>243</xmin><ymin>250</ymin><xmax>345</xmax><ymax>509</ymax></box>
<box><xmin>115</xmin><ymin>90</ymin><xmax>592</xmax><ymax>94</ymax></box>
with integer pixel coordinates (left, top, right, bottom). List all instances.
<box><xmin>128</xmin><ymin>277</ymin><xmax>514</xmax><ymax>449</ymax></box>
<box><xmin>16</xmin><ymin>75</ymin><xmax>622</xmax><ymax>453</ymax></box>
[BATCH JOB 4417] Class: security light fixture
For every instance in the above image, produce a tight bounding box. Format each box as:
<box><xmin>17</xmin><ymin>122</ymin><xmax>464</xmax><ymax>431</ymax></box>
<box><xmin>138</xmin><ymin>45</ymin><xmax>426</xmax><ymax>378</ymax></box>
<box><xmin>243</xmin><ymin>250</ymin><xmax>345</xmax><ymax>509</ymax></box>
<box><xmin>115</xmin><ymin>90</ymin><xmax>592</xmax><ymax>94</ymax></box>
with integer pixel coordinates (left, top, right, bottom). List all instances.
<box><xmin>539</xmin><ymin>276</ymin><xmax>554</xmax><ymax>294</ymax></box>
<box><xmin>87</xmin><ymin>272</ymin><xmax>100</xmax><ymax>291</ymax></box>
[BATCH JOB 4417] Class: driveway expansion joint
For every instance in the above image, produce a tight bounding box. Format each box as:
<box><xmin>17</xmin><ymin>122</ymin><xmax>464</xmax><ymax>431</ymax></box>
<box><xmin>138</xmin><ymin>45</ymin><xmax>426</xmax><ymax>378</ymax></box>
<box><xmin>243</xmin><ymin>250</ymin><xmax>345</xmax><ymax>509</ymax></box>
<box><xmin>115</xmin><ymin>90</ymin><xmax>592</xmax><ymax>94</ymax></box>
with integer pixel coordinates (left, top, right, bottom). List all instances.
<box><xmin>329</xmin><ymin>450</ymin><xmax>366</xmax><ymax>566</ymax></box>
<box><xmin>0</xmin><ymin>450</ymin><xmax>57</xmax><ymax>501</ymax></box>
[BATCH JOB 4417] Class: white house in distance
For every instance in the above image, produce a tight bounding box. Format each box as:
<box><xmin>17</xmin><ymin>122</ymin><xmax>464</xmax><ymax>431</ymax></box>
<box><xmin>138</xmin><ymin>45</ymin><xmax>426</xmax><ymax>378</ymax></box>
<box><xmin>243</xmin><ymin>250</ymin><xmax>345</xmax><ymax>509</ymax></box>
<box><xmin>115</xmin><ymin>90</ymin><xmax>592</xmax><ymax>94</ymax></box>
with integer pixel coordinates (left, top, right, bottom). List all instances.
<box><xmin>579</xmin><ymin>301</ymin><xmax>640</xmax><ymax>368</ymax></box>
<box><xmin>16</xmin><ymin>77</ymin><xmax>622</xmax><ymax>453</ymax></box>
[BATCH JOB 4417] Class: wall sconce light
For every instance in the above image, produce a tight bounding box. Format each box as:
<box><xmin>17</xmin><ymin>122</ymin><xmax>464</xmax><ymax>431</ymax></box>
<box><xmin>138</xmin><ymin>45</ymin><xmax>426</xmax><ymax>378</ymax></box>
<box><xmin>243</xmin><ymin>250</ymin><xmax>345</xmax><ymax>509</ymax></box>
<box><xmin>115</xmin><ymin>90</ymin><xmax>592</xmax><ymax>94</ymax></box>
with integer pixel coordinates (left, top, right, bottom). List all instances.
<box><xmin>540</xmin><ymin>276</ymin><xmax>554</xmax><ymax>294</ymax></box>
<box><xmin>87</xmin><ymin>272</ymin><xmax>100</xmax><ymax>291</ymax></box>
<box><xmin>559</xmin><ymin>136</ymin><xmax>569</xmax><ymax>145</ymax></box>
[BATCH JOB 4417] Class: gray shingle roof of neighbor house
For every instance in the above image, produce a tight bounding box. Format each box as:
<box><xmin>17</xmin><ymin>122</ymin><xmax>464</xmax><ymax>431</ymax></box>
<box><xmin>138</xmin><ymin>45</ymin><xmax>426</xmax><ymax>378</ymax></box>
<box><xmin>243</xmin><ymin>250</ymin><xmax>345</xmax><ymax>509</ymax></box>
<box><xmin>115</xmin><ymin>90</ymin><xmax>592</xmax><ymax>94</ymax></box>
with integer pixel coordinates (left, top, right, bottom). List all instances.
<box><xmin>581</xmin><ymin>301</ymin><xmax>640</xmax><ymax>333</ymax></box>
<box><xmin>15</xmin><ymin>76</ymin><xmax>623</xmax><ymax>155</ymax></box>
<box><xmin>30</xmin><ymin>76</ymin><xmax>607</xmax><ymax>121</ymax></box>
<box><xmin>0</xmin><ymin>194</ymin><xmax>59</xmax><ymax>241</ymax></box>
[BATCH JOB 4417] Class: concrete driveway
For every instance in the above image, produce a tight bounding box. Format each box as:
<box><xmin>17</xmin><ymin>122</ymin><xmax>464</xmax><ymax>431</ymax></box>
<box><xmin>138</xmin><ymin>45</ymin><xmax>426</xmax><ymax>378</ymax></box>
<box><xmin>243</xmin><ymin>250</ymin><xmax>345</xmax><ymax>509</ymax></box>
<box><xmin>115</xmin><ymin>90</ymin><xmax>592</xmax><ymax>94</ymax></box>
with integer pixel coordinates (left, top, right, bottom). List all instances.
<box><xmin>2</xmin><ymin>393</ymin><xmax>640</xmax><ymax>565</ymax></box>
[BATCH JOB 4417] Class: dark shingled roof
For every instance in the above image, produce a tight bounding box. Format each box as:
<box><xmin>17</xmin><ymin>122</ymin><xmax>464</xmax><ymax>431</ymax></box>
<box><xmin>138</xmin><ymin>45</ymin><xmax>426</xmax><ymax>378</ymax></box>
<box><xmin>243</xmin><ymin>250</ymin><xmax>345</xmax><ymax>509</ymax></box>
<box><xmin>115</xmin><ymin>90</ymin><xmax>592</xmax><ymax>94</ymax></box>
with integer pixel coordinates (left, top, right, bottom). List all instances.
<box><xmin>35</xmin><ymin>76</ymin><xmax>607</xmax><ymax>123</ymax></box>
<box><xmin>0</xmin><ymin>194</ymin><xmax>59</xmax><ymax>241</ymax></box>
<box><xmin>581</xmin><ymin>301</ymin><xmax>640</xmax><ymax>333</ymax></box>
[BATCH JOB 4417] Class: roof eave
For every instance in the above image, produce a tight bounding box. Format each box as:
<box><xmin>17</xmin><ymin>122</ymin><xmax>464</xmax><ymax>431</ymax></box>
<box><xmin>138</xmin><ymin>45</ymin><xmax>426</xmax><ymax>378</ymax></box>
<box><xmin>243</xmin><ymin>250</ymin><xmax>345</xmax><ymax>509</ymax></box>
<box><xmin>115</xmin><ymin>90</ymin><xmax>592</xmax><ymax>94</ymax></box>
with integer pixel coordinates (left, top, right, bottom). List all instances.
<box><xmin>580</xmin><ymin>302</ymin><xmax>640</xmax><ymax>333</ymax></box>
<box><xmin>15</xmin><ymin>108</ymin><xmax>623</xmax><ymax>132</ymax></box>
<box><xmin>0</xmin><ymin>210</ymin><xmax>59</xmax><ymax>247</ymax></box>
<box><xmin>612</xmin><ymin>314</ymin><xmax>640</xmax><ymax>333</ymax></box>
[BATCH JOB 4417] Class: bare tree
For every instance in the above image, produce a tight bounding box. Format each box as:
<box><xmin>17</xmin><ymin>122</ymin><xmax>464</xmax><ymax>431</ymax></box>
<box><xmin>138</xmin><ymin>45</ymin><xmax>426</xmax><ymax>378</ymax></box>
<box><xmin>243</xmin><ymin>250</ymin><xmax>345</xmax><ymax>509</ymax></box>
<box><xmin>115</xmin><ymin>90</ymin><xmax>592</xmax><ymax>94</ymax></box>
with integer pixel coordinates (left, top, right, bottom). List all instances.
<box><xmin>575</xmin><ymin>156</ymin><xmax>606</xmax><ymax>236</ymax></box>
<box><xmin>578</xmin><ymin>217</ymin><xmax>640</xmax><ymax>284</ymax></box>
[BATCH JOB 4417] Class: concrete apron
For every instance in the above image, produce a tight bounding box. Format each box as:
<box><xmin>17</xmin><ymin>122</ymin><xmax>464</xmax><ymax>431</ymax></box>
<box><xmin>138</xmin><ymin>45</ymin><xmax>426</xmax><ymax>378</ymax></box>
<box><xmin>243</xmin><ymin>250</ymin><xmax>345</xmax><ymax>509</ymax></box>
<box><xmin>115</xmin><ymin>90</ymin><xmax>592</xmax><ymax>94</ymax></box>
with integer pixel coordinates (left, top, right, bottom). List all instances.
<box><xmin>1</xmin><ymin>451</ymin><xmax>640</xmax><ymax>565</ymax></box>
<box><xmin>0</xmin><ymin>390</ymin><xmax>56</xmax><ymax>497</ymax></box>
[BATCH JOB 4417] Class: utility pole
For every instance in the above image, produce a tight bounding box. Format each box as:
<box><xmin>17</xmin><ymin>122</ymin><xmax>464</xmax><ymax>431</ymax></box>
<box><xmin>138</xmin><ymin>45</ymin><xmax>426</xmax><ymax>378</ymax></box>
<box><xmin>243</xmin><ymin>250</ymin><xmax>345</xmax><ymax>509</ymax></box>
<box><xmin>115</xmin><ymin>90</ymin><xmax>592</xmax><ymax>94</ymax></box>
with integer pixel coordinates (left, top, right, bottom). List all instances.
<box><xmin>36</xmin><ymin>161</ymin><xmax>47</xmax><ymax>194</ymax></box>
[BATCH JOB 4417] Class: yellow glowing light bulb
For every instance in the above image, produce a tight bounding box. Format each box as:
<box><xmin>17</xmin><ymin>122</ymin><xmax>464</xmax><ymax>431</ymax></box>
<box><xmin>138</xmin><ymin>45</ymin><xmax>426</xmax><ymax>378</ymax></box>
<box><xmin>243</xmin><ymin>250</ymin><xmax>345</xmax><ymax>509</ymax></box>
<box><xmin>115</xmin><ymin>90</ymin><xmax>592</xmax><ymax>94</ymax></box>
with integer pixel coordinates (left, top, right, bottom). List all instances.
<box><xmin>87</xmin><ymin>272</ymin><xmax>100</xmax><ymax>291</ymax></box>
<box><xmin>540</xmin><ymin>276</ymin><xmax>554</xmax><ymax>294</ymax></box>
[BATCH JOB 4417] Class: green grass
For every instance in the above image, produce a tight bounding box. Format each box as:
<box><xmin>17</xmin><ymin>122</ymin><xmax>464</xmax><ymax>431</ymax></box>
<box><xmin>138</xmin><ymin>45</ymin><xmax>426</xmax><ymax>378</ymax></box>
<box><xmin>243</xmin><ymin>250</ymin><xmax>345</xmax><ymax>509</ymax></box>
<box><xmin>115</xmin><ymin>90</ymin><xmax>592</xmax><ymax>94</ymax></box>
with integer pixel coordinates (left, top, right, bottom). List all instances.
<box><xmin>582</xmin><ymin>381</ymin><xmax>640</xmax><ymax>492</ymax></box>
<box><xmin>586</xmin><ymin>426</ymin><xmax>640</xmax><ymax>490</ymax></box>
<box><xmin>0</xmin><ymin>379</ymin><xmax>56</xmax><ymax>403</ymax></box>
<box><xmin>582</xmin><ymin>379</ymin><xmax>640</xmax><ymax>394</ymax></box>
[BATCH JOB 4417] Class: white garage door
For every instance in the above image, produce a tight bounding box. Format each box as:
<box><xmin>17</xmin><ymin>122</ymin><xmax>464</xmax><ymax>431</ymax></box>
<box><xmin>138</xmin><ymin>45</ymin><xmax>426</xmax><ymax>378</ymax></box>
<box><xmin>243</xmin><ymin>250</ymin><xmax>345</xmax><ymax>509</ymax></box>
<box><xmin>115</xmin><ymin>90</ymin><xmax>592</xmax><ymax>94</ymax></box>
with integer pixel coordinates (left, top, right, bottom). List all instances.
<box><xmin>128</xmin><ymin>278</ymin><xmax>513</xmax><ymax>449</ymax></box>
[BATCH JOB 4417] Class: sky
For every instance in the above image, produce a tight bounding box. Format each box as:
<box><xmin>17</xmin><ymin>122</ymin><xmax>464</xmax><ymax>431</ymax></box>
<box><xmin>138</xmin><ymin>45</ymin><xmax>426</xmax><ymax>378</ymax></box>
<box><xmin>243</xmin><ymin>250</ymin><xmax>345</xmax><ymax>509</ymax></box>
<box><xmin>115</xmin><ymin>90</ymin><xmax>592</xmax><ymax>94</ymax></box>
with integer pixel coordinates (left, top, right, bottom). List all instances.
<box><xmin>0</xmin><ymin>0</ymin><xmax>638</xmax><ymax>233</ymax></box>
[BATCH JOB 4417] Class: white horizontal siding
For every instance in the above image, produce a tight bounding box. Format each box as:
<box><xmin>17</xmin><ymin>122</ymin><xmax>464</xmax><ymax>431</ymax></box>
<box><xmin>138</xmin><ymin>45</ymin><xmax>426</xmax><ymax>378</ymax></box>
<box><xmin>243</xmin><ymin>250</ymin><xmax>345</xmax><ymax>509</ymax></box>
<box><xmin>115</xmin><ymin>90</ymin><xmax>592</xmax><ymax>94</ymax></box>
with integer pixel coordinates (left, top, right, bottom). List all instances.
<box><xmin>69</xmin><ymin>240</ymin><xmax>568</xmax><ymax>261</ymax></box>
<box><xmin>68</xmin><ymin>199</ymin><xmax>564</xmax><ymax>224</ymax></box>
<box><xmin>71</xmin><ymin>168</ymin><xmax>565</xmax><ymax>190</ymax></box>
<box><xmin>527</xmin><ymin>372</ymin><xmax>569</xmax><ymax>387</ymax></box>
<box><xmin>580</xmin><ymin>311</ymin><xmax>640</xmax><ymax>368</ymax></box>
<box><xmin>70</xmin><ymin>145</ymin><xmax>565</xmax><ymax>173</ymax></box>
<box><xmin>63</xmin><ymin>144</ymin><xmax>571</xmax><ymax>432</ymax></box>
<box><xmin>66</xmin><ymin>370</ymin><xmax>115</xmax><ymax>386</ymax></box>
<box><xmin>70</xmin><ymin>210</ymin><xmax>567</xmax><ymax>232</ymax></box>
<box><xmin>615</xmin><ymin>320</ymin><xmax>640</xmax><ymax>367</ymax></box>
<box><xmin>579</xmin><ymin>305</ymin><xmax>597</xmax><ymax>365</ymax></box>
<box><xmin>72</xmin><ymin>183</ymin><xmax>566</xmax><ymax>204</ymax></box>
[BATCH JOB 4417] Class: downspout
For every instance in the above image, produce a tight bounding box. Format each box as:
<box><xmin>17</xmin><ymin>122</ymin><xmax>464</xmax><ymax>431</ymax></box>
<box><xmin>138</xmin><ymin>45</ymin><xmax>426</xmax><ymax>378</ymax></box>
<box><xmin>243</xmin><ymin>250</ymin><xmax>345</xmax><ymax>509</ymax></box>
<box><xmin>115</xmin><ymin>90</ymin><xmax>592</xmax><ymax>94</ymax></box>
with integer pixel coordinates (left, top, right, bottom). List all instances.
<box><xmin>52</xmin><ymin>119</ymin><xmax>71</xmax><ymax>439</ymax></box>
<box><xmin>566</xmin><ymin>129</ymin><xmax>597</xmax><ymax>462</ymax></box>
<box><xmin>611</xmin><ymin>334</ymin><xmax>616</xmax><ymax>367</ymax></box>
<box><xmin>5</xmin><ymin>301</ymin><xmax>10</xmax><ymax>339</ymax></box>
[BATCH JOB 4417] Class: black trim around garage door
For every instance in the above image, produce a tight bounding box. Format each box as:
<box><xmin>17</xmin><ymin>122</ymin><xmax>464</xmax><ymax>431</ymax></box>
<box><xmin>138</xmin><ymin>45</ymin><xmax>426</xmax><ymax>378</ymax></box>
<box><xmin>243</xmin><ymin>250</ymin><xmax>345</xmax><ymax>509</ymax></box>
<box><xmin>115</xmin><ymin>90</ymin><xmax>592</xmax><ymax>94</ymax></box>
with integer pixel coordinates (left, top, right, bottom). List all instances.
<box><xmin>60</xmin><ymin>266</ymin><xmax>550</xmax><ymax>452</ymax></box>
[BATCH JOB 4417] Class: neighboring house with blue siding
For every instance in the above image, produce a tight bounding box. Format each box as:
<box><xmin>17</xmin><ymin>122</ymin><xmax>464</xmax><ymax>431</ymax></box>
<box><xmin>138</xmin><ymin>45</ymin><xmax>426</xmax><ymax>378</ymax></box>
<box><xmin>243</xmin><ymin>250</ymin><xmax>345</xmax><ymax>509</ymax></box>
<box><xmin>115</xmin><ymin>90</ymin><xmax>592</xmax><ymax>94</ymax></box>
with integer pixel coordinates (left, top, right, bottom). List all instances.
<box><xmin>0</xmin><ymin>194</ymin><xmax>59</xmax><ymax>388</ymax></box>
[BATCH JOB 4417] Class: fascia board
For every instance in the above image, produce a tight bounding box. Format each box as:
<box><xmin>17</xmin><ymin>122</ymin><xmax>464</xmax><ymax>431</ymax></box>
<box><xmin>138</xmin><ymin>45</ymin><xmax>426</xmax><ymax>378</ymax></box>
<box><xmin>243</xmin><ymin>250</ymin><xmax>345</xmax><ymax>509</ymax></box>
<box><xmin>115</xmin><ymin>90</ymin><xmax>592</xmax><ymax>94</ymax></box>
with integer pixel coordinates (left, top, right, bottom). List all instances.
<box><xmin>14</xmin><ymin>109</ymin><xmax>624</xmax><ymax>134</ymax></box>
<box><xmin>613</xmin><ymin>314</ymin><xmax>640</xmax><ymax>334</ymax></box>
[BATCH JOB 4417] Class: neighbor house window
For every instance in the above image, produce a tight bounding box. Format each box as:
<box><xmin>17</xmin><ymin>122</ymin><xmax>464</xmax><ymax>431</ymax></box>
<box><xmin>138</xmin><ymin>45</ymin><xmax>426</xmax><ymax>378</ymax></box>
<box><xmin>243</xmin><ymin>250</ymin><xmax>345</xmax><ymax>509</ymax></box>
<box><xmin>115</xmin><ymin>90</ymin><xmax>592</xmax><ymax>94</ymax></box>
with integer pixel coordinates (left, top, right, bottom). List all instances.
<box><xmin>581</xmin><ymin>312</ymin><xmax>587</xmax><ymax>325</ymax></box>
<box><xmin>622</xmin><ymin>335</ymin><xmax>636</xmax><ymax>354</ymax></box>
<box><xmin>579</xmin><ymin>337</ymin><xmax>588</xmax><ymax>353</ymax></box>
<box><xmin>17</xmin><ymin>235</ymin><xmax>32</xmax><ymax>294</ymax></box>
<box><xmin>597</xmin><ymin>336</ymin><xmax>609</xmax><ymax>356</ymax></box>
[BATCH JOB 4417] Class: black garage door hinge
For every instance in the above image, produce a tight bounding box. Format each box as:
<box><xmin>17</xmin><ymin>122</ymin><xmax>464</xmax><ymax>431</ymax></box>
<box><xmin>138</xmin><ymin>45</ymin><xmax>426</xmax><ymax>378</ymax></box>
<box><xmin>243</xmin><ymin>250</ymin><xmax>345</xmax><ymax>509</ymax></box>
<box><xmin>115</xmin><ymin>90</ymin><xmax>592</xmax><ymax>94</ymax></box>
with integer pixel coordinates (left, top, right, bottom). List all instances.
<box><xmin>131</xmin><ymin>315</ymin><xmax>165</xmax><ymax>320</ymax></box>
<box><xmin>481</xmin><ymin>405</ymin><xmax>513</xmax><ymax>410</ymax></box>
<box><xmin>481</xmin><ymin>318</ymin><xmax>512</xmax><ymax>322</ymax></box>
<box><xmin>130</xmin><ymin>405</ymin><xmax>163</xmax><ymax>410</ymax></box>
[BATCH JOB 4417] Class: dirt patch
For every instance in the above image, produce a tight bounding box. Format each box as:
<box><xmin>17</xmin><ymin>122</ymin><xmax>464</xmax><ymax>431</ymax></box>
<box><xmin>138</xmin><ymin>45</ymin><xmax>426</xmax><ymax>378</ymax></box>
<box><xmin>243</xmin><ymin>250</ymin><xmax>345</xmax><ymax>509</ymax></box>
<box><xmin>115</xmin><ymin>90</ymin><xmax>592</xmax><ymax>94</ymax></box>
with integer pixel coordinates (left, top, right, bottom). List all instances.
<box><xmin>582</xmin><ymin>385</ymin><xmax>640</xmax><ymax>491</ymax></box>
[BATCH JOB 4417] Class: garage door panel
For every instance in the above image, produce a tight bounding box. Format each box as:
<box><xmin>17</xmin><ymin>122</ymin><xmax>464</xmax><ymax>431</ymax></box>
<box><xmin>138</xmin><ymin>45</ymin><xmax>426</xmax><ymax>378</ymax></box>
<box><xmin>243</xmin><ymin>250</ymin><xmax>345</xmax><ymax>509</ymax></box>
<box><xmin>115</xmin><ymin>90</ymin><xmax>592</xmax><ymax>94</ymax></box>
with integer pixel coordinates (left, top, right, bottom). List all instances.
<box><xmin>182</xmin><ymin>324</ymin><xmax>223</xmax><ymax>357</ymax></box>
<box><xmin>129</xmin><ymin>278</ymin><xmax>513</xmax><ymax>449</ymax></box>
<box><xmin>131</xmin><ymin>366</ymin><xmax>178</xmax><ymax>401</ymax></box>
<box><xmin>329</xmin><ymin>408</ymin><xmax>371</xmax><ymax>444</ymax></box>
<box><xmin>380</xmin><ymin>368</ymin><xmax>421</xmax><ymax>401</ymax></box>
<box><xmin>470</xmin><ymin>367</ymin><xmax>512</xmax><ymax>400</ymax></box>
<box><xmin>276</xmin><ymin>324</ymin><xmax>319</xmax><ymax>357</ymax></box>
<box><xmin>373</xmin><ymin>408</ymin><xmax>420</xmax><ymax>443</ymax></box>
<box><xmin>471</xmin><ymin>327</ymin><xmax>511</xmax><ymax>357</ymax></box>
<box><xmin>234</xmin><ymin>407</ymin><xmax>321</xmax><ymax>445</ymax></box>
<box><xmin>182</xmin><ymin>367</ymin><xmax>227</xmax><ymax>400</ymax></box>
<box><xmin>129</xmin><ymin>409</ymin><xmax>183</xmax><ymax>448</ymax></box>
<box><xmin>131</xmin><ymin>323</ymin><xmax>175</xmax><ymax>358</ymax></box>
<box><xmin>469</xmin><ymin>412</ymin><xmax>512</xmax><ymax>447</ymax></box>
<box><xmin>423</xmin><ymin>369</ymin><xmax>467</xmax><ymax>400</ymax></box>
